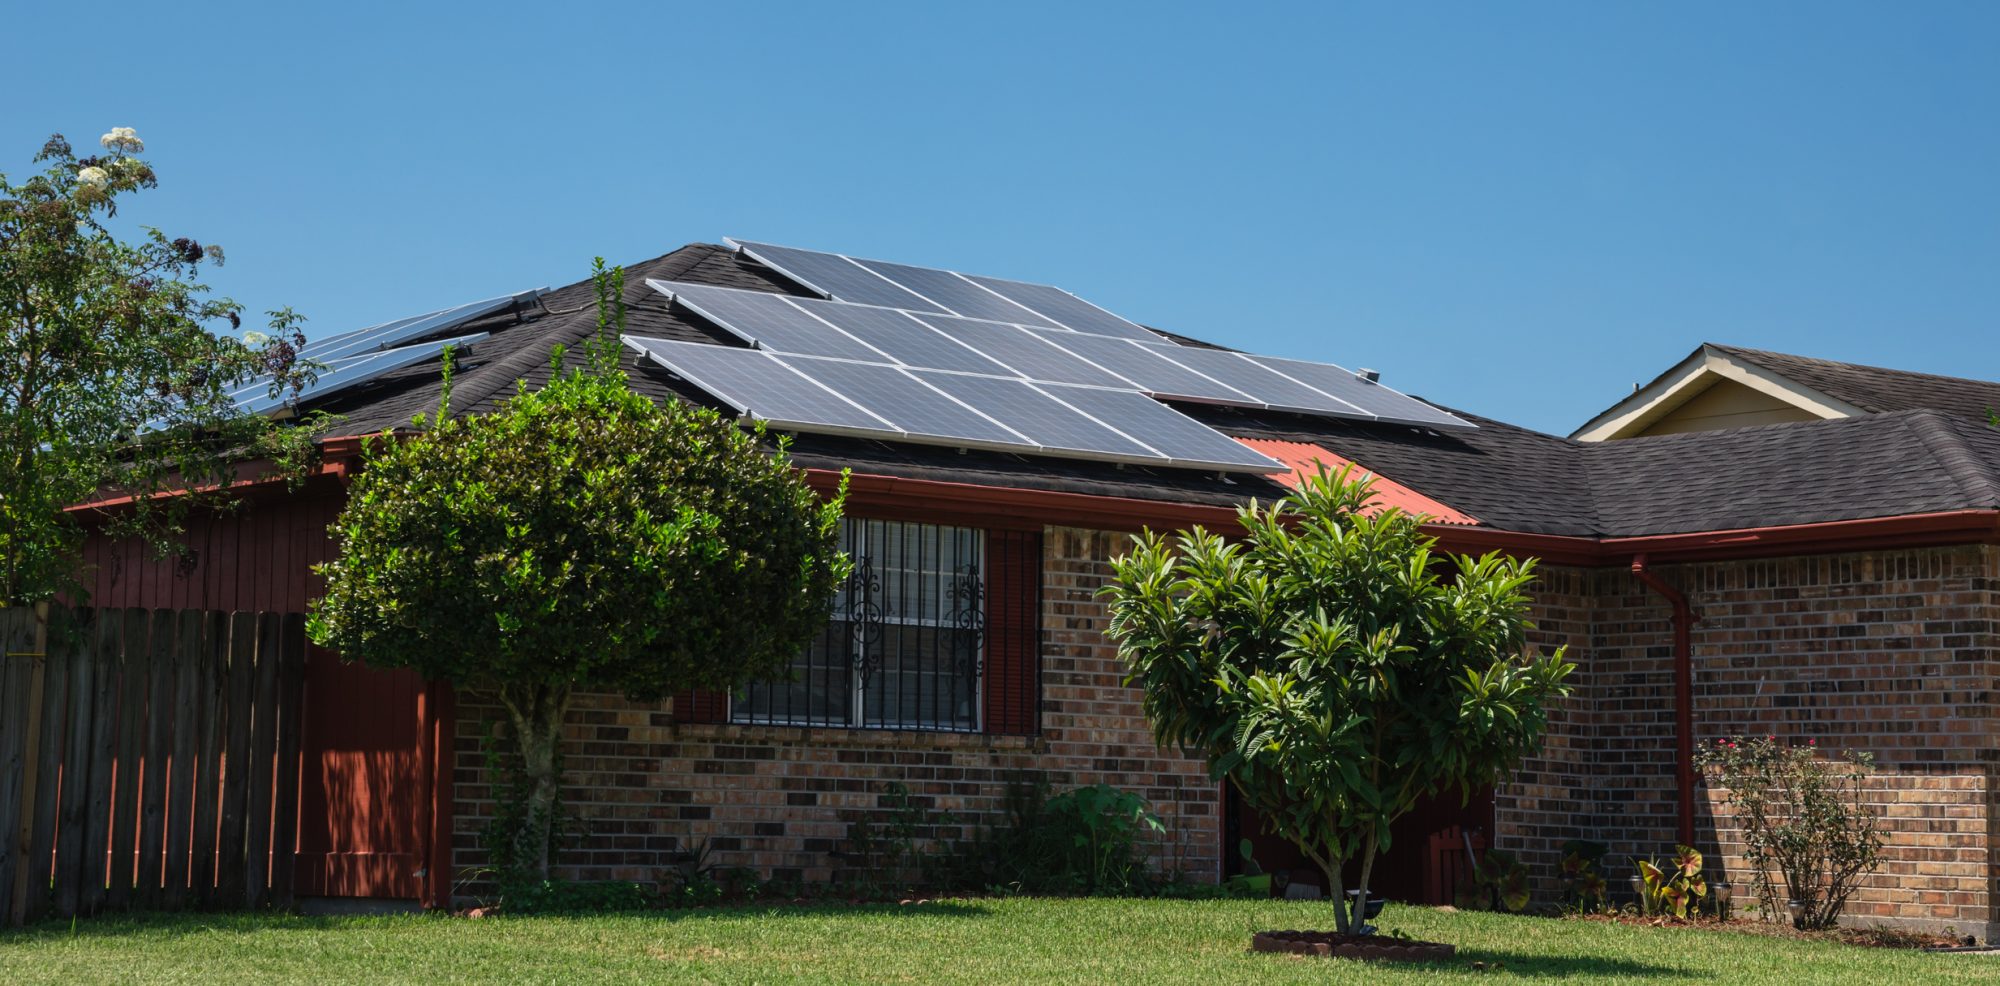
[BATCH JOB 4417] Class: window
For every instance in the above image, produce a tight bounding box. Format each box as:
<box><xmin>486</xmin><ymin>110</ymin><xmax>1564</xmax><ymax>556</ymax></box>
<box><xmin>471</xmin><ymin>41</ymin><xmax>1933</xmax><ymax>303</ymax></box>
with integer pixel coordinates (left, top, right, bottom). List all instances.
<box><xmin>734</xmin><ymin>519</ymin><xmax>985</xmax><ymax>731</ymax></box>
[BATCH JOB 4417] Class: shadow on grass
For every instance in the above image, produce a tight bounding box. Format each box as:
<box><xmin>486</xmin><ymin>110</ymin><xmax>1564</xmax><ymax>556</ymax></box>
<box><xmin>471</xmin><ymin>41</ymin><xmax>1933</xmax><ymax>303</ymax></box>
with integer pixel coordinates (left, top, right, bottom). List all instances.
<box><xmin>0</xmin><ymin>899</ymin><xmax>996</xmax><ymax>943</ymax></box>
<box><xmin>1434</xmin><ymin>947</ymin><xmax>1686</xmax><ymax>978</ymax></box>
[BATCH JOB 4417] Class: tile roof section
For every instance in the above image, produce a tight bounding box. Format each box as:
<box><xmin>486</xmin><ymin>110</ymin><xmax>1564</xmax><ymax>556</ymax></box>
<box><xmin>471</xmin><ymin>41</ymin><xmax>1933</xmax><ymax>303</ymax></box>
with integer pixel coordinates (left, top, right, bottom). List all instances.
<box><xmin>297</xmin><ymin>243</ymin><xmax>2000</xmax><ymax>542</ymax></box>
<box><xmin>1235</xmin><ymin>438</ymin><xmax>1480</xmax><ymax>525</ymax></box>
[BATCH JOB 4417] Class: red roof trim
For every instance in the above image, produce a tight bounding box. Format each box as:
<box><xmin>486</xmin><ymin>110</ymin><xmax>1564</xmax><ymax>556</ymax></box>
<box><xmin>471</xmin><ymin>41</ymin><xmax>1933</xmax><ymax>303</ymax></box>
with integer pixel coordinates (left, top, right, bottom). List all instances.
<box><xmin>67</xmin><ymin>428</ymin><xmax>2000</xmax><ymax>567</ymax></box>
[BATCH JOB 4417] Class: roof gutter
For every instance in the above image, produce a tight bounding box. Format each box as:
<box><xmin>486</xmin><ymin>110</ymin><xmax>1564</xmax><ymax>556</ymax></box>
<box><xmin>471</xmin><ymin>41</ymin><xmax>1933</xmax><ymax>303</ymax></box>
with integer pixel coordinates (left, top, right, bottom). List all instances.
<box><xmin>1629</xmin><ymin>553</ymin><xmax>1696</xmax><ymax>848</ymax></box>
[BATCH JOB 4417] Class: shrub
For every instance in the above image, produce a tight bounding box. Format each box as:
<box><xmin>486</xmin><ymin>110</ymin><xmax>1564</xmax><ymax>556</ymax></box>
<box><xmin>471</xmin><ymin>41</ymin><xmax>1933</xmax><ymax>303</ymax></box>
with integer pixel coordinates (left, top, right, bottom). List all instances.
<box><xmin>929</xmin><ymin>778</ymin><xmax>1167</xmax><ymax>896</ymax></box>
<box><xmin>1103</xmin><ymin>467</ymin><xmax>1574</xmax><ymax>933</ymax></box>
<box><xmin>1696</xmin><ymin>736</ymin><xmax>1884</xmax><ymax>929</ymax></box>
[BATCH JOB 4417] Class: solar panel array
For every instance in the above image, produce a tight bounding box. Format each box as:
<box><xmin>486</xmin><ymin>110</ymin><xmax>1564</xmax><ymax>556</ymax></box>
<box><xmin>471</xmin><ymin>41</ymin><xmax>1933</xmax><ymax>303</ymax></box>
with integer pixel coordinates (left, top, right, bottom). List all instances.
<box><xmin>647</xmin><ymin>278</ymin><xmax>1472</xmax><ymax>430</ymax></box>
<box><xmin>730</xmin><ymin>239</ymin><xmax>1160</xmax><ymax>341</ymax></box>
<box><xmin>624</xmin><ymin>336</ymin><xmax>1282</xmax><ymax>473</ymax></box>
<box><xmin>226</xmin><ymin>289</ymin><xmax>542</xmax><ymax>416</ymax></box>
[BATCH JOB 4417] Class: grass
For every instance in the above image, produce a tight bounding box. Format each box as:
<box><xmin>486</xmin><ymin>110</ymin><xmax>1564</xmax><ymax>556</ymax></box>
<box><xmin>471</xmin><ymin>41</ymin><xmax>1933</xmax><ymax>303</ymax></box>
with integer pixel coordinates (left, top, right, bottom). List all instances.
<box><xmin>0</xmin><ymin>898</ymin><xmax>1987</xmax><ymax>985</ymax></box>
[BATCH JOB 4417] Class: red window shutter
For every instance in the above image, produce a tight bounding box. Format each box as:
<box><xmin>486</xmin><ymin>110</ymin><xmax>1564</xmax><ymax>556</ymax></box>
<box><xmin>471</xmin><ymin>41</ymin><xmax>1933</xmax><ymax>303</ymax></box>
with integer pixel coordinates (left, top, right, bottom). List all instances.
<box><xmin>982</xmin><ymin>529</ymin><xmax>1042</xmax><ymax>735</ymax></box>
<box><xmin>674</xmin><ymin>688</ymin><xmax>728</xmax><ymax>724</ymax></box>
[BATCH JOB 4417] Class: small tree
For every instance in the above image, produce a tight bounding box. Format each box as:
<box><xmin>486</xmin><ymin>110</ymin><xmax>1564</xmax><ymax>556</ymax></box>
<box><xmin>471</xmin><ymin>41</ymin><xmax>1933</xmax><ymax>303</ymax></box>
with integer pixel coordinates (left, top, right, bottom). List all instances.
<box><xmin>308</xmin><ymin>266</ymin><xmax>848</xmax><ymax>882</ymax></box>
<box><xmin>1</xmin><ymin>129</ymin><xmax>323</xmax><ymax>604</ymax></box>
<box><xmin>1102</xmin><ymin>468</ymin><xmax>1574</xmax><ymax>934</ymax></box>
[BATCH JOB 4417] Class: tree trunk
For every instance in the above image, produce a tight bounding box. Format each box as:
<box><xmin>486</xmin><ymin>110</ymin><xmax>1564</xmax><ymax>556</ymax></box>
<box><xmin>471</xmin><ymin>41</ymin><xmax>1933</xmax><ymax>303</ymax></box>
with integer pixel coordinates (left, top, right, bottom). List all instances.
<box><xmin>499</xmin><ymin>682</ymin><xmax>572</xmax><ymax>882</ymax></box>
<box><xmin>1322</xmin><ymin>855</ymin><xmax>1350</xmax><ymax>934</ymax></box>
<box><xmin>1352</xmin><ymin>834</ymin><xmax>1380</xmax><ymax>935</ymax></box>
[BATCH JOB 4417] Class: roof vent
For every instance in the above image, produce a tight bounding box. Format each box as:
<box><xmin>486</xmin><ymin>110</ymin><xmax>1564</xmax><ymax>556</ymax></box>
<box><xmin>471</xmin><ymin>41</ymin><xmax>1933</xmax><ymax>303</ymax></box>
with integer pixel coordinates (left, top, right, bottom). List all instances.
<box><xmin>1355</xmin><ymin>368</ymin><xmax>1380</xmax><ymax>383</ymax></box>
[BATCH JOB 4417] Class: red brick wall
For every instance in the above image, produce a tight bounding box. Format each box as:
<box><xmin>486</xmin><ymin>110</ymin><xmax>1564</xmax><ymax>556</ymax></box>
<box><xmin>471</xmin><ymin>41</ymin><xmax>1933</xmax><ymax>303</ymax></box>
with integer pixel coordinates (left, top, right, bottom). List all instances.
<box><xmin>447</xmin><ymin>526</ymin><xmax>1220</xmax><ymax>892</ymax></box>
<box><xmin>1494</xmin><ymin>546</ymin><xmax>1999</xmax><ymax>938</ymax></box>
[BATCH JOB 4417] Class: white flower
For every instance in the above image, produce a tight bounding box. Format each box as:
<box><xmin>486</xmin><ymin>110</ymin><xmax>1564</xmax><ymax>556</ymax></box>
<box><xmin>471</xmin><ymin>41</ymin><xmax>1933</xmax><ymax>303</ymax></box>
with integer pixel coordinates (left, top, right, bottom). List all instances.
<box><xmin>77</xmin><ymin>166</ymin><xmax>109</xmax><ymax>185</ymax></box>
<box><xmin>99</xmin><ymin>127</ymin><xmax>144</xmax><ymax>154</ymax></box>
<box><xmin>243</xmin><ymin>331</ymin><xmax>272</xmax><ymax>346</ymax></box>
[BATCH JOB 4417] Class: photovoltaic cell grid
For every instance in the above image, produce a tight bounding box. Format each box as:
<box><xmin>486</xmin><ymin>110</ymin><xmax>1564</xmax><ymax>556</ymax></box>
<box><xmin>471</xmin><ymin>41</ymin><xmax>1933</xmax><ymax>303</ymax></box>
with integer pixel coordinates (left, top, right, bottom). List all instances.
<box><xmin>230</xmin><ymin>332</ymin><xmax>491</xmax><ymax>416</ymax></box>
<box><xmin>216</xmin><ymin>288</ymin><xmax>541</xmax><ymax>419</ymax></box>
<box><xmin>624</xmin><ymin>335</ymin><xmax>1282</xmax><ymax>473</ymax></box>
<box><xmin>721</xmin><ymin>240</ymin><xmax>1470</xmax><ymax>430</ymax></box>
<box><xmin>652</xmin><ymin>276</ymin><xmax>1470</xmax><ymax>430</ymax></box>
<box><xmin>731</xmin><ymin>239</ymin><xmax>1160</xmax><ymax>342</ymax></box>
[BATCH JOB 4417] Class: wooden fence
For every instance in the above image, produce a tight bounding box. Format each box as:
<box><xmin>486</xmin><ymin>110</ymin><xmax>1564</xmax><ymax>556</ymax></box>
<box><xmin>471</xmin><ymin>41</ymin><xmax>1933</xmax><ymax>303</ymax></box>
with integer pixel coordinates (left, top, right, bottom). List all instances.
<box><xmin>0</xmin><ymin>606</ymin><xmax>306</xmax><ymax>926</ymax></box>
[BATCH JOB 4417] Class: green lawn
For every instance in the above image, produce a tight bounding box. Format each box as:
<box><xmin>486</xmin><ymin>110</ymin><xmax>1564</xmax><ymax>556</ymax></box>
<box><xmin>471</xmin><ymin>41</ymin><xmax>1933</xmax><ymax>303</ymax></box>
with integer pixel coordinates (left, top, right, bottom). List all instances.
<box><xmin>0</xmin><ymin>898</ymin><xmax>1985</xmax><ymax>985</ymax></box>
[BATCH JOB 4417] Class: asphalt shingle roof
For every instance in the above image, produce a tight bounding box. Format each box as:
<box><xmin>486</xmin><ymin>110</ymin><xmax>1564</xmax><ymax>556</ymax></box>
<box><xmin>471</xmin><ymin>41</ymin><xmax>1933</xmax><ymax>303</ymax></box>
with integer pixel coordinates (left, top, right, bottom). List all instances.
<box><xmin>1712</xmin><ymin>343</ymin><xmax>2000</xmax><ymax>420</ymax></box>
<box><xmin>303</xmin><ymin>244</ymin><xmax>2000</xmax><ymax>540</ymax></box>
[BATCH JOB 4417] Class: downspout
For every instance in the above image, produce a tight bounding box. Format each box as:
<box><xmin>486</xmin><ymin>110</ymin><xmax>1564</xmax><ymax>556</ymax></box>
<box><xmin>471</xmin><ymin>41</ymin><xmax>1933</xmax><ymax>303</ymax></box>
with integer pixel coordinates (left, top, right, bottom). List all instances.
<box><xmin>1629</xmin><ymin>554</ymin><xmax>1696</xmax><ymax>848</ymax></box>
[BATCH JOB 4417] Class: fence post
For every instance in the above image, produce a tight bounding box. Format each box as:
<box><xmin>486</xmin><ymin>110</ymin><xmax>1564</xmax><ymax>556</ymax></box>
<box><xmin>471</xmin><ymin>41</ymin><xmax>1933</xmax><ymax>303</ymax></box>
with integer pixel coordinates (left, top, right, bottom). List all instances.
<box><xmin>268</xmin><ymin>618</ymin><xmax>306</xmax><ymax>910</ymax></box>
<box><xmin>135</xmin><ymin>609</ymin><xmax>176</xmax><ymax>909</ymax></box>
<box><xmin>0</xmin><ymin>607</ymin><xmax>41</xmax><ymax>926</ymax></box>
<box><xmin>243</xmin><ymin>614</ymin><xmax>283</xmax><ymax>908</ymax></box>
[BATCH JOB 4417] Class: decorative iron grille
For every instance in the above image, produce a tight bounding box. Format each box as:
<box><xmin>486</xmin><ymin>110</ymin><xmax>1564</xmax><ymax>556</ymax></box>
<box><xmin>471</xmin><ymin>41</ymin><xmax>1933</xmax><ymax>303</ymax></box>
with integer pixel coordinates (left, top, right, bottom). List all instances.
<box><xmin>734</xmin><ymin>518</ymin><xmax>984</xmax><ymax>731</ymax></box>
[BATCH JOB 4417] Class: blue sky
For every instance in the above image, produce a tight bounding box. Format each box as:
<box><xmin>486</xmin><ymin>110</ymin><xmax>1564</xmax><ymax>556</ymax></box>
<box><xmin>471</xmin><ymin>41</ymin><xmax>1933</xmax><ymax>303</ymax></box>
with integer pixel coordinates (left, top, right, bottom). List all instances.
<box><xmin>8</xmin><ymin>2</ymin><xmax>1995</xmax><ymax>435</ymax></box>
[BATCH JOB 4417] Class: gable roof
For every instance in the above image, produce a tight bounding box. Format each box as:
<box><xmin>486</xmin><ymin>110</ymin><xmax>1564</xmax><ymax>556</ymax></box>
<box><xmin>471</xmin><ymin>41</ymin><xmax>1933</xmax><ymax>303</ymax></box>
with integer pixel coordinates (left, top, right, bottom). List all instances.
<box><xmin>293</xmin><ymin>244</ymin><xmax>2000</xmax><ymax>544</ymax></box>
<box><xmin>1572</xmin><ymin>341</ymin><xmax>2000</xmax><ymax>441</ymax></box>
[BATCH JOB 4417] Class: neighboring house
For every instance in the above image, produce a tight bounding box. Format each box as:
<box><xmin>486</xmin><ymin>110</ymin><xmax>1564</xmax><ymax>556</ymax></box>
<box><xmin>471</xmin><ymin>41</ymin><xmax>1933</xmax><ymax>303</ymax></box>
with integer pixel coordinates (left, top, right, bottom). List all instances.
<box><xmin>1572</xmin><ymin>341</ymin><xmax>2000</xmax><ymax>440</ymax></box>
<box><xmin>75</xmin><ymin>244</ymin><xmax>1999</xmax><ymax>940</ymax></box>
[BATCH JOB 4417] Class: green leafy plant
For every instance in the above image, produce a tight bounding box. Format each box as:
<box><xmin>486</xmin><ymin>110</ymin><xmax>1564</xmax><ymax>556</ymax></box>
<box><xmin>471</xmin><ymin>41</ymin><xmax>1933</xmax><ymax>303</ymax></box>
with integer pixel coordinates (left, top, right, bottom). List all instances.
<box><xmin>1456</xmin><ymin>848</ymin><xmax>1530</xmax><ymax>913</ymax></box>
<box><xmin>1</xmin><ymin>129</ymin><xmax>331</xmax><ymax>605</ymax></box>
<box><xmin>308</xmin><ymin>261</ymin><xmax>849</xmax><ymax>882</ymax></box>
<box><xmin>837</xmin><ymin>781</ymin><xmax>959</xmax><ymax>897</ymax></box>
<box><xmin>1044</xmin><ymin>784</ymin><xmax>1166</xmax><ymax>894</ymax></box>
<box><xmin>1101</xmin><ymin>466</ymin><xmax>1575</xmax><ymax>934</ymax></box>
<box><xmin>1696</xmin><ymin>735</ymin><xmax>1884</xmax><ymax>930</ymax></box>
<box><xmin>923</xmin><ymin>776</ymin><xmax>1173</xmax><ymax>896</ymax></box>
<box><xmin>1636</xmin><ymin>846</ymin><xmax>1708</xmax><ymax>920</ymax></box>
<box><xmin>1222</xmin><ymin>838</ymin><xmax>1271</xmax><ymax>898</ymax></box>
<box><xmin>1559</xmin><ymin>840</ymin><xmax>1609</xmax><ymax>912</ymax></box>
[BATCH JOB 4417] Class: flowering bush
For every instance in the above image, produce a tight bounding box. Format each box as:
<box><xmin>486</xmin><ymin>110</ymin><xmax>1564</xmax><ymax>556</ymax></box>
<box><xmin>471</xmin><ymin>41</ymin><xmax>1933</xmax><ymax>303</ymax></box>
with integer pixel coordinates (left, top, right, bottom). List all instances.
<box><xmin>1696</xmin><ymin>735</ymin><xmax>1883</xmax><ymax>929</ymax></box>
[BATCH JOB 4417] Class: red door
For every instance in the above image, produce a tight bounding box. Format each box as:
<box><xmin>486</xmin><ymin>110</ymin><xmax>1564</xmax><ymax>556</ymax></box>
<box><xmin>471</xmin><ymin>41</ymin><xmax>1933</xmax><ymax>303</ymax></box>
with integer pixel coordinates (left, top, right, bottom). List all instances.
<box><xmin>292</xmin><ymin>646</ymin><xmax>453</xmax><ymax>906</ymax></box>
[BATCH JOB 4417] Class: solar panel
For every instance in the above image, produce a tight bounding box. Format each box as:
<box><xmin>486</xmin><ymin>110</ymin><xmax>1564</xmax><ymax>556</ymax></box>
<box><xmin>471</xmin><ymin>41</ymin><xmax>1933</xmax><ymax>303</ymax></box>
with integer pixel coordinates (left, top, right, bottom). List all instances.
<box><xmin>913</xmin><ymin>372</ymin><xmax>1165</xmax><ymax>461</ymax></box>
<box><xmin>232</xmin><ymin>332</ymin><xmax>490</xmax><ymax>416</ymax></box>
<box><xmin>647</xmin><ymin>280</ymin><xmax>886</xmax><ymax>362</ymax></box>
<box><xmin>1027</xmin><ymin>330</ymin><xmax>1257</xmax><ymax>403</ymax></box>
<box><xmin>301</xmin><ymin>290</ymin><xmax>541</xmax><ymax>364</ymax></box>
<box><xmin>1139</xmin><ymin>344</ymin><xmax>1369</xmax><ymax>417</ymax></box>
<box><xmin>731</xmin><ymin>241</ymin><xmax>943</xmax><ymax>312</ymax></box>
<box><xmin>791</xmin><ymin>301</ymin><xmax>1013</xmax><ymax>375</ymax></box>
<box><xmin>1246</xmin><ymin>354</ymin><xmax>1473</xmax><ymax>430</ymax></box>
<box><xmin>911</xmin><ymin>316</ymin><xmax>1132</xmax><ymax>388</ymax></box>
<box><xmin>623</xmin><ymin>336</ymin><xmax>895</xmax><ymax>434</ymax></box>
<box><xmin>773</xmin><ymin>356</ymin><xmax>1030</xmax><ymax>446</ymax></box>
<box><xmin>961</xmin><ymin>275</ymin><xmax>1159</xmax><ymax>341</ymax></box>
<box><xmin>1035</xmin><ymin>384</ymin><xmax>1286</xmax><ymax>471</ymax></box>
<box><xmin>850</xmin><ymin>259</ymin><xmax>1062</xmax><ymax>328</ymax></box>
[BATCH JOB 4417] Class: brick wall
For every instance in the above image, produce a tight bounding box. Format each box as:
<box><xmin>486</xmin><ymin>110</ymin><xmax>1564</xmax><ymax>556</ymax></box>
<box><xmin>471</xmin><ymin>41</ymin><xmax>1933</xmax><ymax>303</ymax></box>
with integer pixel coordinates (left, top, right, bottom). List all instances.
<box><xmin>442</xmin><ymin>521</ymin><xmax>1996</xmax><ymax>938</ymax></box>
<box><xmin>447</xmin><ymin>525</ymin><xmax>1220</xmax><ymax>893</ymax></box>
<box><xmin>1494</xmin><ymin>545</ymin><xmax>2000</xmax><ymax>939</ymax></box>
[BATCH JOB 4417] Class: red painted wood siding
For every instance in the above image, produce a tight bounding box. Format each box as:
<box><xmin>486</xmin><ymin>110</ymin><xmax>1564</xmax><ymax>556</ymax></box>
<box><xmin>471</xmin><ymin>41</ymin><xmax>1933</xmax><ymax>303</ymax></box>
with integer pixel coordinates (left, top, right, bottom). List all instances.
<box><xmin>75</xmin><ymin>493</ymin><xmax>449</xmax><ymax>904</ymax></box>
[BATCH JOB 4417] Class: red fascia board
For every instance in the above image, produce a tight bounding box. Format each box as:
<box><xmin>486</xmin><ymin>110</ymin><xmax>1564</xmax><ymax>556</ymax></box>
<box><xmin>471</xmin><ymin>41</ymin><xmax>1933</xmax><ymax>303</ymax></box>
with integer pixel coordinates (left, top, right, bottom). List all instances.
<box><xmin>808</xmin><ymin>469</ymin><xmax>1245</xmax><ymax>534</ymax></box>
<box><xmin>1598</xmin><ymin>510</ymin><xmax>2000</xmax><ymax>563</ymax></box>
<box><xmin>68</xmin><ymin>429</ymin><xmax>2000</xmax><ymax>566</ymax></box>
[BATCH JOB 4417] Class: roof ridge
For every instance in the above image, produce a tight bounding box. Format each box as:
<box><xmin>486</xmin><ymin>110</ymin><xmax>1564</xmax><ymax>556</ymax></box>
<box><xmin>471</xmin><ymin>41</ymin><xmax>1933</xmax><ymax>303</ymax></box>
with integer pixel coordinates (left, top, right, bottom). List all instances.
<box><xmin>1903</xmin><ymin>410</ymin><xmax>2000</xmax><ymax>509</ymax></box>
<box><xmin>1711</xmin><ymin>342</ymin><xmax>2000</xmax><ymax>391</ymax></box>
<box><xmin>444</xmin><ymin>245</ymin><xmax>724</xmax><ymax>416</ymax></box>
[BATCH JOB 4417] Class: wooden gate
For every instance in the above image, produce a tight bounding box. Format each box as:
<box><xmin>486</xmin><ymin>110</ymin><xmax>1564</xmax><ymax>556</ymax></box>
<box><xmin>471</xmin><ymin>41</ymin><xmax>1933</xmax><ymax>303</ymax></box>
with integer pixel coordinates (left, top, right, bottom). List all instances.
<box><xmin>292</xmin><ymin>648</ymin><xmax>453</xmax><ymax>907</ymax></box>
<box><xmin>0</xmin><ymin>606</ymin><xmax>305</xmax><ymax>926</ymax></box>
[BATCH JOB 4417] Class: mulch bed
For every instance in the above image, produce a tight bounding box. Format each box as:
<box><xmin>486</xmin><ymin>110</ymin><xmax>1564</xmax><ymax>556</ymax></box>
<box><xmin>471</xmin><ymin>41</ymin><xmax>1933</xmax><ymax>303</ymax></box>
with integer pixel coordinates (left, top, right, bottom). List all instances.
<box><xmin>1251</xmin><ymin>930</ymin><xmax>1454</xmax><ymax>962</ymax></box>
<box><xmin>1568</xmin><ymin>912</ymin><xmax>1974</xmax><ymax>950</ymax></box>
